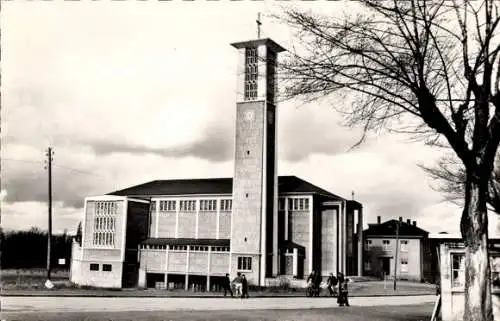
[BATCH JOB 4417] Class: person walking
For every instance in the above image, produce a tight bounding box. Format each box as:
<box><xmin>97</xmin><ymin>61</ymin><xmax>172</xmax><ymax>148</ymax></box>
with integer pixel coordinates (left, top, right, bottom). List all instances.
<box><xmin>337</xmin><ymin>277</ymin><xmax>350</xmax><ymax>306</ymax></box>
<box><xmin>313</xmin><ymin>271</ymin><xmax>322</xmax><ymax>297</ymax></box>
<box><xmin>327</xmin><ymin>273</ymin><xmax>338</xmax><ymax>297</ymax></box>
<box><xmin>241</xmin><ymin>274</ymin><xmax>249</xmax><ymax>298</ymax></box>
<box><xmin>232</xmin><ymin>272</ymin><xmax>243</xmax><ymax>297</ymax></box>
<box><xmin>223</xmin><ymin>273</ymin><xmax>233</xmax><ymax>297</ymax></box>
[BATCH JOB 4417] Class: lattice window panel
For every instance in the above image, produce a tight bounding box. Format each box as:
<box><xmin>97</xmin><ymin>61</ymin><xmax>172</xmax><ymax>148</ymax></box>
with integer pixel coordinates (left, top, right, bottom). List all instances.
<box><xmin>92</xmin><ymin>201</ymin><xmax>117</xmax><ymax>247</ymax></box>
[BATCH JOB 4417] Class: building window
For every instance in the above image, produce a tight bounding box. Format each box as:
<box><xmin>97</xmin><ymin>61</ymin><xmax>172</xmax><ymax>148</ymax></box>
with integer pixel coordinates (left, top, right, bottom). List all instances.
<box><xmin>238</xmin><ymin>257</ymin><xmax>252</xmax><ymax>271</ymax></box>
<box><xmin>179</xmin><ymin>200</ymin><xmax>196</xmax><ymax>212</ymax></box>
<box><xmin>266</xmin><ymin>50</ymin><xmax>276</xmax><ymax>103</ymax></box>
<box><xmin>244</xmin><ymin>47</ymin><xmax>258</xmax><ymax>100</ymax></box>
<box><xmin>400</xmin><ymin>259</ymin><xmax>408</xmax><ymax>273</ymax></box>
<box><xmin>491</xmin><ymin>256</ymin><xmax>500</xmax><ymax>289</ymax></box>
<box><xmin>364</xmin><ymin>261</ymin><xmax>371</xmax><ymax>271</ymax></box>
<box><xmin>191</xmin><ymin>246</ymin><xmax>209</xmax><ymax>252</ymax></box>
<box><xmin>150</xmin><ymin>201</ymin><xmax>157</xmax><ymax>212</ymax></box>
<box><xmin>90</xmin><ymin>263</ymin><xmax>99</xmax><ymax>271</ymax></box>
<box><xmin>220</xmin><ymin>199</ymin><xmax>232</xmax><ymax>212</ymax></box>
<box><xmin>200</xmin><ymin>199</ymin><xmax>217</xmax><ymax>212</ymax></box>
<box><xmin>103</xmin><ymin>264</ymin><xmax>112</xmax><ymax>272</ymax></box>
<box><xmin>382</xmin><ymin>240</ymin><xmax>390</xmax><ymax>250</ymax></box>
<box><xmin>400</xmin><ymin>240</ymin><xmax>408</xmax><ymax>252</ymax></box>
<box><xmin>159</xmin><ymin>200</ymin><xmax>176</xmax><ymax>212</ymax></box>
<box><xmin>211</xmin><ymin>246</ymin><xmax>229</xmax><ymax>252</ymax></box>
<box><xmin>171</xmin><ymin>245</ymin><xmax>188</xmax><ymax>251</ymax></box>
<box><xmin>451</xmin><ymin>253</ymin><xmax>465</xmax><ymax>288</ymax></box>
<box><xmin>290</xmin><ymin>197</ymin><xmax>310</xmax><ymax>211</ymax></box>
<box><xmin>92</xmin><ymin>201</ymin><xmax>117</xmax><ymax>247</ymax></box>
<box><xmin>364</xmin><ymin>239</ymin><xmax>372</xmax><ymax>250</ymax></box>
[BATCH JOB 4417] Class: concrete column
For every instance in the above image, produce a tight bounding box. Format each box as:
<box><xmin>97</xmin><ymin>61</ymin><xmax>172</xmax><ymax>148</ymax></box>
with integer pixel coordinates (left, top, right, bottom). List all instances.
<box><xmin>138</xmin><ymin>268</ymin><xmax>146</xmax><ymax>288</ymax></box>
<box><xmin>195</xmin><ymin>201</ymin><xmax>199</xmax><ymax>239</ymax></box>
<box><xmin>207</xmin><ymin>246</ymin><xmax>211</xmax><ymax>292</ymax></box>
<box><xmin>357</xmin><ymin>207</ymin><xmax>363</xmax><ymax>276</ymax></box>
<box><xmin>185</xmin><ymin>245</ymin><xmax>190</xmax><ymax>291</ymax></box>
<box><xmin>309</xmin><ymin>197</ymin><xmax>313</xmax><ymax>275</ymax></box>
<box><xmin>164</xmin><ymin>245</ymin><xmax>170</xmax><ymax>288</ymax></box>
<box><xmin>293</xmin><ymin>248</ymin><xmax>298</xmax><ymax>277</ymax></box>
<box><xmin>155</xmin><ymin>201</ymin><xmax>159</xmax><ymax>238</ymax></box>
<box><xmin>216</xmin><ymin>200</ymin><xmax>220</xmax><ymax>239</ymax></box>
<box><xmin>260</xmin><ymin>102</ymin><xmax>268</xmax><ymax>286</ymax></box>
<box><xmin>343</xmin><ymin>203</ymin><xmax>347</xmax><ymax>274</ymax></box>
<box><xmin>175</xmin><ymin>200</ymin><xmax>180</xmax><ymax>238</ymax></box>
<box><xmin>284</xmin><ymin>198</ymin><xmax>289</xmax><ymax>240</ymax></box>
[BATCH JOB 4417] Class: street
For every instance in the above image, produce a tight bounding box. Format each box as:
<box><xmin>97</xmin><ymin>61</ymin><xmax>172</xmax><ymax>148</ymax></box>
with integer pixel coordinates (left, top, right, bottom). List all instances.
<box><xmin>1</xmin><ymin>295</ymin><xmax>436</xmax><ymax>313</ymax></box>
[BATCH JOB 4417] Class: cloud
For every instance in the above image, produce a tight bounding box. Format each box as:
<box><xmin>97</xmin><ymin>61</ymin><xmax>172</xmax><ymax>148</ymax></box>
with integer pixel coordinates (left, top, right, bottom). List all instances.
<box><xmin>82</xmin><ymin>124</ymin><xmax>234</xmax><ymax>162</ymax></box>
<box><xmin>278</xmin><ymin>102</ymin><xmax>363</xmax><ymax>162</ymax></box>
<box><xmin>1</xmin><ymin>0</ymin><xmax>480</xmax><ymax>236</ymax></box>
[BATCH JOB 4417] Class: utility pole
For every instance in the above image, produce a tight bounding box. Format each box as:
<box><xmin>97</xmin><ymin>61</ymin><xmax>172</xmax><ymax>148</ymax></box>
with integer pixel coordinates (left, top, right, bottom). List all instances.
<box><xmin>256</xmin><ymin>13</ymin><xmax>262</xmax><ymax>39</ymax></box>
<box><xmin>44</xmin><ymin>147</ymin><xmax>54</xmax><ymax>281</ymax></box>
<box><xmin>393</xmin><ymin>219</ymin><xmax>400</xmax><ymax>291</ymax></box>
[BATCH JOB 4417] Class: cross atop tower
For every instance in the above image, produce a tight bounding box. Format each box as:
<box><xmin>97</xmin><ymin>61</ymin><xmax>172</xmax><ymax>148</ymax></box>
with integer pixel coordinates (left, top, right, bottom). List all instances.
<box><xmin>256</xmin><ymin>13</ymin><xmax>262</xmax><ymax>39</ymax></box>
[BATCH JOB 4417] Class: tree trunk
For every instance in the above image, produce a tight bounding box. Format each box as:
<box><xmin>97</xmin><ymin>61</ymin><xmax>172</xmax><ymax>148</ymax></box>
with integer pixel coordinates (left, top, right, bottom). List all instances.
<box><xmin>461</xmin><ymin>173</ymin><xmax>493</xmax><ymax>321</ymax></box>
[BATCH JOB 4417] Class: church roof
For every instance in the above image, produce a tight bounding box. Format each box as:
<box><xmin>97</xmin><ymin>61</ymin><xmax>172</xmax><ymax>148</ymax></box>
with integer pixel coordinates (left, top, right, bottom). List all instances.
<box><xmin>108</xmin><ymin>175</ymin><xmax>346</xmax><ymax>201</ymax></box>
<box><xmin>363</xmin><ymin>219</ymin><xmax>429</xmax><ymax>237</ymax></box>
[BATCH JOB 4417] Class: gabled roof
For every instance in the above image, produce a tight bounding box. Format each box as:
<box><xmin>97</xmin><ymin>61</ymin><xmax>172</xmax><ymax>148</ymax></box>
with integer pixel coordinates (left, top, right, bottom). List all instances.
<box><xmin>364</xmin><ymin>219</ymin><xmax>429</xmax><ymax>237</ymax></box>
<box><xmin>108</xmin><ymin>175</ymin><xmax>346</xmax><ymax>201</ymax></box>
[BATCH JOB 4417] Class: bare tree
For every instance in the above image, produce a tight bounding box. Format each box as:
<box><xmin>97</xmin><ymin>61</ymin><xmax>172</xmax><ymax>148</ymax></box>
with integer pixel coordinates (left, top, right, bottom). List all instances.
<box><xmin>420</xmin><ymin>153</ymin><xmax>500</xmax><ymax>214</ymax></box>
<box><xmin>277</xmin><ymin>1</ymin><xmax>500</xmax><ymax>320</ymax></box>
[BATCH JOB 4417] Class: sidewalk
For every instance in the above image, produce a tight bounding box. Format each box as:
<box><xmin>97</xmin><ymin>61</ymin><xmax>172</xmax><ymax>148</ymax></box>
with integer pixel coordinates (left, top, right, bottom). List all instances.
<box><xmin>1</xmin><ymin>287</ymin><xmax>435</xmax><ymax>298</ymax></box>
<box><xmin>1</xmin><ymin>295</ymin><xmax>437</xmax><ymax>313</ymax></box>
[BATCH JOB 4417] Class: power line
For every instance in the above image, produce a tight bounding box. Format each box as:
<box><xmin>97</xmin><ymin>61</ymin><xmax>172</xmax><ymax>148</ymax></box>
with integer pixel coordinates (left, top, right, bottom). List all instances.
<box><xmin>2</xmin><ymin>158</ymin><xmax>105</xmax><ymax>178</ymax></box>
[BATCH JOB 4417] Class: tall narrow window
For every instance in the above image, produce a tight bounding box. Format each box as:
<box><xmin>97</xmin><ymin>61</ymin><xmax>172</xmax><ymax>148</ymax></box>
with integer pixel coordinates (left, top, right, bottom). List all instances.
<box><xmin>159</xmin><ymin>200</ymin><xmax>176</xmax><ymax>212</ymax></box>
<box><xmin>179</xmin><ymin>200</ymin><xmax>196</xmax><ymax>212</ymax></box>
<box><xmin>237</xmin><ymin>257</ymin><xmax>252</xmax><ymax>271</ymax></box>
<box><xmin>200</xmin><ymin>199</ymin><xmax>217</xmax><ymax>211</ymax></box>
<box><xmin>451</xmin><ymin>254</ymin><xmax>465</xmax><ymax>288</ymax></box>
<box><xmin>220</xmin><ymin>199</ymin><xmax>232</xmax><ymax>212</ymax></box>
<box><xmin>244</xmin><ymin>48</ymin><xmax>258</xmax><ymax>100</ymax></box>
<box><xmin>92</xmin><ymin>201</ymin><xmax>117</xmax><ymax>247</ymax></box>
<box><xmin>266</xmin><ymin>50</ymin><xmax>276</xmax><ymax>103</ymax></box>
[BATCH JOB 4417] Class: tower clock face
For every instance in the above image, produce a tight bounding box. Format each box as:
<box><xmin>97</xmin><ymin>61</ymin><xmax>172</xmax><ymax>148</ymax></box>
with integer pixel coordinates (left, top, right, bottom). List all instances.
<box><xmin>244</xmin><ymin>110</ymin><xmax>254</xmax><ymax>121</ymax></box>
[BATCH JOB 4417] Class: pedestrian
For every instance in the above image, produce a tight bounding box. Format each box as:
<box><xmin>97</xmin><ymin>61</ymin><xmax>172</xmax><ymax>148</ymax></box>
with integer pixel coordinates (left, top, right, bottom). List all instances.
<box><xmin>241</xmin><ymin>274</ymin><xmax>249</xmax><ymax>298</ymax></box>
<box><xmin>223</xmin><ymin>273</ymin><xmax>233</xmax><ymax>297</ymax></box>
<box><xmin>313</xmin><ymin>271</ymin><xmax>322</xmax><ymax>297</ymax></box>
<box><xmin>327</xmin><ymin>273</ymin><xmax>338</xmax><ymax>296</ymax></box>
<box><xmin>232</xmin><ymin>272</ymin><xmax>243</xmax><ymax>297</ymax></box>
<box><xmin>337</xmin><ymin>277</ymin><xmax>350</xmax><ymax>306</ymax></box>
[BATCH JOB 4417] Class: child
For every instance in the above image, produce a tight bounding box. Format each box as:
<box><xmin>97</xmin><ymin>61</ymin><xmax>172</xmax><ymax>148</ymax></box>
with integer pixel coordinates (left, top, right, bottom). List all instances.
<box><xmin>241</xmin><ymin>274</ymin><xmax>249</xmax><ymax>298</ymax></box>
<box><xmin>232</xmin><ymin>272</ymin><xmax>243</xmax><ymax>297</ymax></box>
<box><xmin>327</xmin><ymin>273</ymin><xmax>338</xmax><ymax>297</ymax></box>
<box><xmin>338</xmin><ymin>278</ymin><xmax>350</xmax><ymax>306</ymax></box>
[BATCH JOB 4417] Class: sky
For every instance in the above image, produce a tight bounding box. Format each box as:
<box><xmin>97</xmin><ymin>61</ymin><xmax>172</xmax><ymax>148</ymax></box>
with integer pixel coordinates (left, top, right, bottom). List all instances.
<box><xmin>2</xmin><ymin>0</ymin><xmax>499</xmax><ymax>236</ymax></box>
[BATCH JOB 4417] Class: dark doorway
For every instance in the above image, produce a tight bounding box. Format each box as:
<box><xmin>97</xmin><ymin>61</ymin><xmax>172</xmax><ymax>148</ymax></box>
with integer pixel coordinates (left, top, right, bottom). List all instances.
<box><xmin>146</xmin><ymin>273</ymin><xmax>165</xmax><ymax>289</ymax></box>
<box><xmin>380</xmin><ymin>257</ymin><xmax>390</xmax><ymax>276</ymax></box>
<box><xmin>122</xmin><ymin>263</ymin><xmax>139</xmax><ymax>288</ymax></box>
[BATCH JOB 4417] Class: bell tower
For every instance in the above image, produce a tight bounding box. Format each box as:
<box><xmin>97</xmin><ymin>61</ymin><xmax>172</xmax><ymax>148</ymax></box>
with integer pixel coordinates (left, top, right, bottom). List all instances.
<box><xmin>229</xmin><ymin>35</ymin><xmax>285</xmax><ymax>286</ymax></box>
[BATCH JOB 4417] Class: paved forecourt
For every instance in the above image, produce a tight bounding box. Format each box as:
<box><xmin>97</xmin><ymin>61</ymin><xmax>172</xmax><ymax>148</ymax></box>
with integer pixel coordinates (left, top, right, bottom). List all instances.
<box><xmin>1</xmin><ymin>295</ymin><xmax>436</xmax><ymax>313</ymax></box>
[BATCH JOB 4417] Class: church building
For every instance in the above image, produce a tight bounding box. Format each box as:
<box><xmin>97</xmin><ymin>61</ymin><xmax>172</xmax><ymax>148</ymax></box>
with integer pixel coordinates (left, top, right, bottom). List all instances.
<box><xmin>70</xmin><ymin>36</ymin><xmax>364</xmax><ymax>290</ymax></box>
